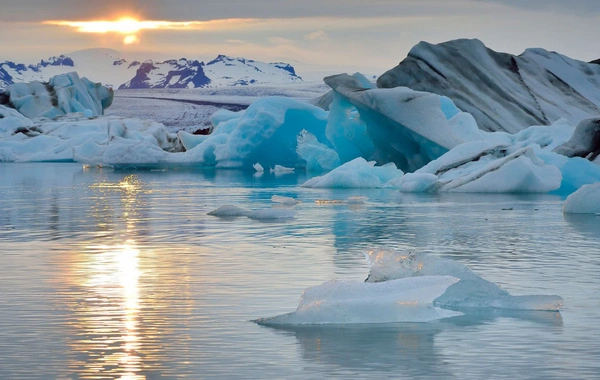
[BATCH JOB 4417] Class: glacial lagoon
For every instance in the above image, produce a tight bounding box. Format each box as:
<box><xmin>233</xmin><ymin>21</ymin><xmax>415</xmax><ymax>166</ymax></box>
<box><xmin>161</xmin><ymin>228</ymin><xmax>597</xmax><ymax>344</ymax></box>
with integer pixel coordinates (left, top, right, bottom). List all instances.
<box><xmin>1</xmin><ymin>162</ymin><xmax>599</xmax><ymax>379</ymax></box>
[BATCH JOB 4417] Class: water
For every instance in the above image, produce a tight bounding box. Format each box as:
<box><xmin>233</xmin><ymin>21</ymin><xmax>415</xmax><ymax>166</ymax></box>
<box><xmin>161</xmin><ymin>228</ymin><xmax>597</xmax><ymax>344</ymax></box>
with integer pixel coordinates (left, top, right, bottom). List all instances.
<box><xmin>0</xmin><ymin>162</ymin><xmax>599</xmax><ymax>379</ymax></box>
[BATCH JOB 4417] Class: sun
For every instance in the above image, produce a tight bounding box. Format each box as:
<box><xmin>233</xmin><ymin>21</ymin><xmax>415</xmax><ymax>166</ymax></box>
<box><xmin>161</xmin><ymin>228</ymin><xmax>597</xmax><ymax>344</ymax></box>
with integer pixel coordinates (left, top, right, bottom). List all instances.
<box><xmin>123</xmin><ymin>35</ymin><xmax>139</xmax><ymax>45</ymax></box>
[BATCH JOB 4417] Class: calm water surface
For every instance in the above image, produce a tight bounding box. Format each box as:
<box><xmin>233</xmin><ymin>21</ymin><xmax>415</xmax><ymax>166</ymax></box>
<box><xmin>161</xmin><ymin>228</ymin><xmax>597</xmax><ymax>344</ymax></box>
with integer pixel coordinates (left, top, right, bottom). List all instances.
<box><xmin>0</xmin><ymin>163</ymin><xmax>599</xmax><ymax>379</ymax></box>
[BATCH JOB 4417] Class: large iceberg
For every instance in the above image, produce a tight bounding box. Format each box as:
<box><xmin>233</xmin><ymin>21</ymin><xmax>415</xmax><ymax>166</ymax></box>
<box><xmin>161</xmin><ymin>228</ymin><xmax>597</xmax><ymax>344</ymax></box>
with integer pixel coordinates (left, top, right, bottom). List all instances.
<box><xmin>365</xmin><ymin>247</ymin><xmax>563</xmax><ymax>311</ymax></box>
<box><xmin>322</xmin><ymin>73</ymin><xmax>486</xmax><ymax>172</ymax></box>
<box><xmin>257</xmin><ymin>247</ymin><xmax>562</xmax><ymax>326</ymax></box>
<box><xmin>255</xmin><ymin>276</ymin><xmax>462</xmax><ymax>325</ymax></box>
<box><xmin>377</xmin><ymin>39</ymin><xmax>600</xmax><ymax>133</ymax></box>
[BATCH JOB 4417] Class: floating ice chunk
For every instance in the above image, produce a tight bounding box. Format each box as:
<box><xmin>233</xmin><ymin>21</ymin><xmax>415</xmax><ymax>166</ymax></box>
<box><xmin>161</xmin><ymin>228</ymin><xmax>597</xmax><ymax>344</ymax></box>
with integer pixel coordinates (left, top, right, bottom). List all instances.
<box><xmin>270</xmin><ymin>165</ymin><xmax>295</xmax><ymax>174</ymax></box>
<box><xmin>346</xmin><ymin>196</ymin><xmax>368</xmax><ymax>204</ymax></box>
<box><xmin>253</xmin><ymin>162</ymin><xmax>264</xmax><ymax>173</ymax></box>
<box><xmin>365</xmin><ymin>248</ymin><xmax>563</xmax><ymax>311</ymax></box>
<box><xmin>271</xmin><ymin>195</ymin><xmax>300</xmax><ymax>205</ymax></box>
<box><xmin>302</xmin><ymin>157</ymin><xmax>404</xmax><ymax>188</ymax></box>
<box><xmin>563</xmin><ymin>182</ymin><xmax>600</xmax><ymax>214</ymax></box>
<box><xmin>315</xmin><ymin>199</ymin><xmax>346</xmax><ymax>205</ymax></box>
<box><xmin>440</xmin><ymin>148</ymin><xmax>562</xmax><ymax>193</ymax></box>
<box><xmin>207</xmin><ymin>205</ymin><xmax>251</xmax><ymax>217</ymax></box>
<box><xmin>406</xmin><ymin>143</ymin><xmax>563</xmax><ymax>193</ymax></box>
<box><xmin>247</xmin><ymin>208</ymin><xmax>297</xmax><ymax>220</ymax></box>
<box><xmin>255</xmin><ymin>276</ymin><xmax>462</xmax><ymax>325</ymax></box>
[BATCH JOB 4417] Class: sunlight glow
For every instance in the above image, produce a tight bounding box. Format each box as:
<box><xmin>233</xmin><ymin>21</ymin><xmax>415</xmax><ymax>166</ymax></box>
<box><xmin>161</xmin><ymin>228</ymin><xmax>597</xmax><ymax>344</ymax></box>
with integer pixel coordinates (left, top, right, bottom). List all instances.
<box><xmin>123</xmin><ymin>35</ymin><xmax>139</xmax><ymax>45</ymax></box>
<box><xmin>43</xmin><ymin>17</ymin><xmax>257</xmax><ymax>34</ymax></box>
<box><xmin>43</xmin><ymin>17</ymin><xmax>256</xmax><ymax>45</ymax></box>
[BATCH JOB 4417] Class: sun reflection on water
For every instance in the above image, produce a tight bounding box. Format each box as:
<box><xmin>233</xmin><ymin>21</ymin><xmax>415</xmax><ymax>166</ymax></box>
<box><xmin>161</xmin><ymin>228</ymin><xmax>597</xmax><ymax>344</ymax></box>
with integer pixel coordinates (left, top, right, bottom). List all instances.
<box><xmin>68</xmin><ymin>175</ymin><xmax>147</xmax><ymax>379</ymax></box>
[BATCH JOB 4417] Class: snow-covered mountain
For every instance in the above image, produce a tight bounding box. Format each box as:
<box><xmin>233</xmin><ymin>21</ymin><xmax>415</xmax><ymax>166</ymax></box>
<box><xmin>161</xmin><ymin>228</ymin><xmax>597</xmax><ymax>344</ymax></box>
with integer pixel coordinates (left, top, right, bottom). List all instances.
<box><xmin>0</xmin><ymin>49</ymin><xmax>302</xmax><ymax>90</ymax></box>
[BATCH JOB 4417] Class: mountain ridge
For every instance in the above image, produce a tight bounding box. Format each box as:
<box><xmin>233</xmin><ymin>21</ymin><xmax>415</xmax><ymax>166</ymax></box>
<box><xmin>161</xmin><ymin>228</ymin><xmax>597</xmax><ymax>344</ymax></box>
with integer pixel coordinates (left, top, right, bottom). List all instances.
<box><xmin>0</xmin><ymin>49</ymin><xmax>302</xmax><ymax>90</ymax></box>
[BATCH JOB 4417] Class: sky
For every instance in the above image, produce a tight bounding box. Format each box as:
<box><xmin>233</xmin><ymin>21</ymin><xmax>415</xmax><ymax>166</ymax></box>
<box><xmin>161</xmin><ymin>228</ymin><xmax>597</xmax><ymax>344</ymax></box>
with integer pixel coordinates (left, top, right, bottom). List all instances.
<box><xmin>1</xmin><ymin>0</ymin><xmax>599</xmax><ymax>79</ymax></box>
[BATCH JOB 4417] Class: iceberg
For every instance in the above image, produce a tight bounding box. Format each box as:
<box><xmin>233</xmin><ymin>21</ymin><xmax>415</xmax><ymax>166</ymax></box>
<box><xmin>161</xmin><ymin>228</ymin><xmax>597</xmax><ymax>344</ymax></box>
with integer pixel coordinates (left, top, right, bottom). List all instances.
<box><xmin>302</xmin><ymin>157</ymin><xmax>404</xmax><ymax>188</ymax></box>
<box><xmin>563</xmin><ymin>183</ymin><xmax>600</xmax><ymax>214</ymax></box>
<box><xmin>377</xmin><ymin>39</ymin><xmax>600</xmax><ymax>133</ymax></box>
<box><xmin>323</xmin><ymin>73</ymin><xmax>486</xmax><ymax>172</ymax></box>
<box><xmin>207</xmin><ymin>205</ymin><xmax>251</xmax><ymax>217</ymax></box>
<box><xmin>365</xmin><ymin>247</ymin><xmax>563</xmax><ymax>311</ymax></box>
<box><xmin>255</xmin><ymin>276</ymin><xmax>462</xmax><ymax>325</ymax></box>
<box><xmin>2</xmin><ymin>72</ymin><xmax>113</xmax><ymax>119</ymax></box>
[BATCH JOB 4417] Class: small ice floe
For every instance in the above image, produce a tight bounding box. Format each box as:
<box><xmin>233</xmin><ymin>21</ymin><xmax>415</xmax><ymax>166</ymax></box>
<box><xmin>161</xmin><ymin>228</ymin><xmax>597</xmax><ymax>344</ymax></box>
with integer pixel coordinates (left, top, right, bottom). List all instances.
<box><xmin>271</xmin><ymin>195</ymin><xmax>300</xmax><ymax>205</ymax></box>
<box><xmin>247</xmin><ymin>208</ymin><xmax>297</xmax><ymax>221</ymax></box>
<box><xmin>315</xmin><ymin>196</ymin><xmax>368</xmax><ymax>206</ymax></box>
<box><xmin>253</xmin><ymin>163</ymin><xmax>264</xmax><ymax>173</ymax></box>
<box><xmin>255</xmin><ymin>276</ymin><xmax>462</xmax><ymax>325</ymax></box>
<box><xmin>346</xmin><ymin>196</ymin><xmax>369</xmax><ymax>204</ymax></box>
<box><xmin>315</xmin><ymin>199</ymin><xmax>346</xmax><ymax>205</ymax></box>
<box><xmin>207</xmin><ymin>205</ymin><xmax>251</xmax><ymax>217</ymax></box>
<box><xmin>270</xmin><ymin>165</ymin><xmax>295</xmax><ymax>175</ymax></box>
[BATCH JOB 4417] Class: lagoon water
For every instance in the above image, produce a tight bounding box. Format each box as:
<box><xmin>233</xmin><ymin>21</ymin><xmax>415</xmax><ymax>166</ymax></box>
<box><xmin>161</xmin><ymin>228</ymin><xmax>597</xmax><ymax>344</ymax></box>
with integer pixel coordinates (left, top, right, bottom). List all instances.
<box><xmin>0</xmin><ymin>162</ymin><xmax>599</xmax><ymax>379</ymax></box>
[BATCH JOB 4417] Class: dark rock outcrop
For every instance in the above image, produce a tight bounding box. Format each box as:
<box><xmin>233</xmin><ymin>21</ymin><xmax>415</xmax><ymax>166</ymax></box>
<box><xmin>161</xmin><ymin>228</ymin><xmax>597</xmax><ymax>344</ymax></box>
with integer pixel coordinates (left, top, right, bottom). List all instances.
<box><xmin>554</xmin><ymin>117</ymin><xmax>600</xmax><ymax>161</ymax></box>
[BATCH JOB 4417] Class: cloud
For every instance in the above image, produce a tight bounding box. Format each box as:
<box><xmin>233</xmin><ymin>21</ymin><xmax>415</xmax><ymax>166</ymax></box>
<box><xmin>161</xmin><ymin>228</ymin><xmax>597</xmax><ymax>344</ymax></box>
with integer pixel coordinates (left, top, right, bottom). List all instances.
<box><xmin>303</xmin><ymin>30</ymin><xmax>328</xmax><ymax>41</ymax></box>
<box><xmin>480</xmin><ymin>0</ymin><xmax>600</xmax><ymax>15</ymax></box>
<box><xmin>225</xmin><ymin>39</ymin><xmax>245</xmax><ymax>44</ymax></box>
<box><xmin>267</xmin><ymin>37</ymin><xmax>295</xmax><ymax>45</ymax></box>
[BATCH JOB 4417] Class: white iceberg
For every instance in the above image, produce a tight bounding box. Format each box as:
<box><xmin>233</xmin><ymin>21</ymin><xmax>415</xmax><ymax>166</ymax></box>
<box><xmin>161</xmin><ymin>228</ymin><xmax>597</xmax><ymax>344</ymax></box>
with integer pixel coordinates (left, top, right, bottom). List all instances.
<box><xmin>255</xmin><ymin>276</ymin><xmax>462</xmax><ymax>325</ymax></box>
<box><xmin>563</xmin><ymin>182</ymin><xmax>600</xmax><ymax>214</ymax></box>
<box><xmin>302</xmin><ymin>157</ymin><xmax>404</xmax><ymax>188</ymax></box>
